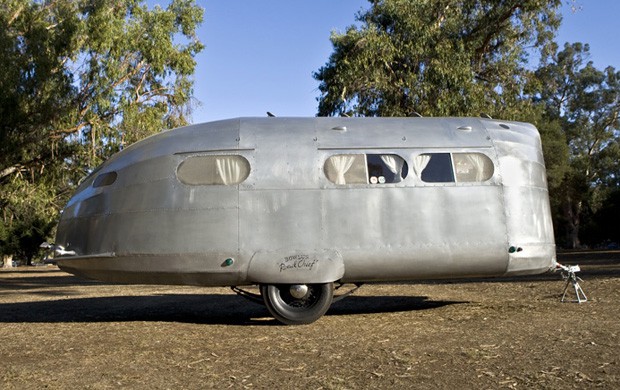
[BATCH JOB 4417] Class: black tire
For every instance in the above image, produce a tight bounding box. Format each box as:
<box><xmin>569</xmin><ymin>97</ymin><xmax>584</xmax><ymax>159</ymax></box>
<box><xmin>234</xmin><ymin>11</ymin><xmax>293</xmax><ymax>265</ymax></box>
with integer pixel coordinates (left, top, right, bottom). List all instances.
<box><xmin>260</xmin><ymin>283</ymin><xmax>334</xmax><ymax>325</ymax></box>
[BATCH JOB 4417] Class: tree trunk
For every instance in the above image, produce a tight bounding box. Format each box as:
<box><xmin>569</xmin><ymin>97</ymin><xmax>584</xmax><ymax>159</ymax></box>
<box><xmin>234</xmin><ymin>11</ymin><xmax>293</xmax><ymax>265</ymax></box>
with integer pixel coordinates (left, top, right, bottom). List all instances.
<box><xmin>2</xmin><ymin>254</ymin><xmax>14</xmax><ymax>268</ymax></box>
<box><xmin>566</xmin><ymin>221</ymin><xmax>581</xmax><ymax>249</ymax></box>
<box><xmin>563</xmin><ymin>196</ymin><xmax>582</xmax><ymax>249</ymax></box>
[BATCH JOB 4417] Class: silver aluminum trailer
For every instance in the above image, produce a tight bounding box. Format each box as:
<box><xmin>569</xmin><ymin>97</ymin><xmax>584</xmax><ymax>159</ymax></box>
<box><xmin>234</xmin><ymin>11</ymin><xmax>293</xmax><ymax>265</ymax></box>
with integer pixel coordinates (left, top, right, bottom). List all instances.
<box><xmin>54</xmin><ymin>117</ymin><xmax>556</xmax><ymax>324</ymax></box>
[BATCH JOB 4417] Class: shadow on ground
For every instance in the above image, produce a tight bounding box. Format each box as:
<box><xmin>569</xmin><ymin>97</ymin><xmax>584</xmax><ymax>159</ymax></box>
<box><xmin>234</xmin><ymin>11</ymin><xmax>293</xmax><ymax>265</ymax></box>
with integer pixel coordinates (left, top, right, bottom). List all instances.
<box><xmin>3</xmin><ymin>250</ymin><xmax>615</xmax><ymax>325</ymax></box>
<box><xmin>0</xmin><ymin>293</ymin><xmax>463</xmax><ymax>325</ymax></box>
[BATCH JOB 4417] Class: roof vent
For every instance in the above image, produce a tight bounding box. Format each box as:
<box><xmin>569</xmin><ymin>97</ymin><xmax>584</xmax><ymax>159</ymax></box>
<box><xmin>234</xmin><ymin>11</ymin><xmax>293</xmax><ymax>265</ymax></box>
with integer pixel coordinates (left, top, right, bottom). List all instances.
<box><xmin>499</xmin><ymin>124</ymin><xmax>510</xmax><ymax>129</ymax></box>
<box><xmin>457</xmin><ymin>126</ymin><xmax>472</xmax><ymax>132</ymax></box>
<box><xmin>332</xmin><ymin>126</ymin><xmax>347</xmax><ymax>132</ymax></box>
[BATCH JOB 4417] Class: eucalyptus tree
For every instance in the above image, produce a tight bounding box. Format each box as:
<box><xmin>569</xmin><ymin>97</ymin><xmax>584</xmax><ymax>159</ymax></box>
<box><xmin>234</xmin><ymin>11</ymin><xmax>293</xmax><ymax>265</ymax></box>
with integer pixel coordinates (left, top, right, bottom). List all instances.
<box><xmin>0</xmin><ymin>0</ymin><xmax>204</xmax><ymax>265</ymax></box>
<box><xmin>314</xmin><ymin>0</ymin><xmax>562</xmax><ymax>118</ymax></box>
<box><xmin>534</xmin><ymin>43</ymin><xmax>620</xmax><ymax>247</ymax></box>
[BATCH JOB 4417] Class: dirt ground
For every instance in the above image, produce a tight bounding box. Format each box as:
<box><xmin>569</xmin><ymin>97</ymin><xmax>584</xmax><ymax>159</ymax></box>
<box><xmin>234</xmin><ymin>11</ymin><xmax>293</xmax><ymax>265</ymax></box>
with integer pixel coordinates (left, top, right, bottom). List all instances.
<box><xmin>1</xmin><ymin>251</ymin><xmax>619</xmax><ymax>389</ymax></box>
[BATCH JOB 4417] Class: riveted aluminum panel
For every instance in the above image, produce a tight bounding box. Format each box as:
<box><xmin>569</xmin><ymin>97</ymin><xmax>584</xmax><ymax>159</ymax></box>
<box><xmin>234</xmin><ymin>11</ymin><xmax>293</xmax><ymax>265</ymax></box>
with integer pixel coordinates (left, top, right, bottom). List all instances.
<box><xmin>493</xmin><ymin>141</ymin><xmax>545</xmax><ymax>166</ymax></box>
<box><xmin>483</xmin><ymin>120</ymin><xmax>556</xmax><ymax>275</ymax></box>
<box><xmin>320</xmin><ymin>185</ymin><xmax>509</xmax><ymax>281</ymax></box>
<box><xmin>499</xmin><ymin>157</ymin><xmax>548</xmax><ymax>189</ymax></box>
<box><xmin>239</xmin><ymin>189</ymin><xmax>322</xmax><ymax>250</ymax></box>
<box><xmin>239</xmin><ymin>118</ymin><xmax>319</xmax><ymax>189</ymax></box>
<box><xmin>315</xmin><ymin>117</ymin><xmax>493</xmax><ymax>149</ymax></box>
<box><xmin>58</xmin><ymin>254</ymin><xmax>245</xmax><ymax>286</ymax></box>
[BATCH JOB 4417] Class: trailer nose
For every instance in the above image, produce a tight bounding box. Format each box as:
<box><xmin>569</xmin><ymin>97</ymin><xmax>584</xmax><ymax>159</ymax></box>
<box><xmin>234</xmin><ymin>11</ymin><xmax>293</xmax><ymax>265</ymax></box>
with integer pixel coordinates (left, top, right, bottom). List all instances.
<box><xmin>505</xmin><ymin>244</ymin><xmax>557</xmax><ymax>276</ymax></box>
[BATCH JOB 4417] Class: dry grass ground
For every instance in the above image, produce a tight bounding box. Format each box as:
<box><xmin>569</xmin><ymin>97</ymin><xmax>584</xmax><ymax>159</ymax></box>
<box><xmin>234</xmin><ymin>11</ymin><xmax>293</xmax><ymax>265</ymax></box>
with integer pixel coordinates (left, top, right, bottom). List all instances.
<box><xmin>1</xmin><ymin>251</ymin><xmax>619</xmax><ymax>389</ymax></box>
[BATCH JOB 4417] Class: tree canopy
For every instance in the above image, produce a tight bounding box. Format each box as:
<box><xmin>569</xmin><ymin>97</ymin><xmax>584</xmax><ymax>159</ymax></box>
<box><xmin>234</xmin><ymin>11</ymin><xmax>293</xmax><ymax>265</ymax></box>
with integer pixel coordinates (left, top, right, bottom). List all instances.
<box><xmin>315</xmin><ymin>0</ymin><xmax>561</xmax><ymax>118</ymax></box>
<box><xmin>0</xmin><ymin>0</ymin><xmax>204</xmax><ymax>265</ymax></box>
<box><xmin>533</xmin><ymin>43</ymin><xmax>620</xmax><ymax>247</ymax></box>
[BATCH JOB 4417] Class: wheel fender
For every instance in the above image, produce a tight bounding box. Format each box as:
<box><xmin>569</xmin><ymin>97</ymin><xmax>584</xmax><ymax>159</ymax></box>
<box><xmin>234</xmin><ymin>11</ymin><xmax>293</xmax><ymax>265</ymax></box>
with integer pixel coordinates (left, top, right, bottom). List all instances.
<box><xmin>247</xmin><ymin>249</ymin><xmax>344</xmax><ymax>284</ymax></box>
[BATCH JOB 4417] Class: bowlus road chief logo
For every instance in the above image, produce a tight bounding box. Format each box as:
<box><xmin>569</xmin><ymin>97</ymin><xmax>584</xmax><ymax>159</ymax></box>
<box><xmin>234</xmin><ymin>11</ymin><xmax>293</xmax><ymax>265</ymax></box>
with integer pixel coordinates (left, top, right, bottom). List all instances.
<box><xmin>279</xmin><ymin>254</ymin><xmax>318</xmax><ymax>273</ymax></box>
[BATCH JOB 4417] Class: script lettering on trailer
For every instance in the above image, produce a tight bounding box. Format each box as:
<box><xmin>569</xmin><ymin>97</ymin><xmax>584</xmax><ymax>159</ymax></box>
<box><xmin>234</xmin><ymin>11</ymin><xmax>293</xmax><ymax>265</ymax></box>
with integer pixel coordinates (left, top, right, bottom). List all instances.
<box><xmin>278</xmin><ymin>254</ymin><xmax>318</xmax><ymax>273</ymax></box>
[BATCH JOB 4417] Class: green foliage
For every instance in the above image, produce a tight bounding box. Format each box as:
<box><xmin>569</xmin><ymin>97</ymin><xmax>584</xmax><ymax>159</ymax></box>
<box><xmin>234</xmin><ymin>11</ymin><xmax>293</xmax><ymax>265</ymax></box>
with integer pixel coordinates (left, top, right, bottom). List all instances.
<box><xmin>533</xmin><ymin>43</ymin><xmax>620</xmax><ymax>247</ymax></box>
<box><xmin>314</xmin><ymin>0</ymin><xmax>561</xmax><ymax>118</ymax></box>
<box><xmin>0</xmin><ymin>0</ymin><xmax>204</xmax><ymax>259</ymax></box>
<box><xmin>1</xmin><ymin>173</ymin><xmax>58</xmax><ymax>263</ymax></box>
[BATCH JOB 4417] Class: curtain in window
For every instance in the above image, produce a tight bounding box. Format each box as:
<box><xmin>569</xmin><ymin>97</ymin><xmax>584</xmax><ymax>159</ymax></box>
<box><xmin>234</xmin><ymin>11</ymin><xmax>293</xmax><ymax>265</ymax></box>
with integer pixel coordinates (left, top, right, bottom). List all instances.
<box><xmin>380</xmin><ymin>155</ymin><xmax>405</xmax><ymax>182</ymax></box>
<box><xmin>328</xmin><ymin>155</ymin><xmax>356</xmax><ymax>185</ymax></box>
<box><xmin>467</xmin><ymin>154</ymin><xmax>485</xmax><ymax>181</ymax></box>
<box><xmin>216</xmin><ymin>156</ymin><xmax>249</xmax><ymax>185</ymax></box>
<box><xmin>474</xmin><ymin>154</ymin><xmax>493</xmax><ymax>181</ymax></box>
<box><xmin>412</xmin><ymin>154</ymin><xmax>431</xmax><ymax>177</ymax></box>
<box><xmin>453</xmin><ymin>153</ymin><xmax>493</xmax><ymax>182</ymax></box>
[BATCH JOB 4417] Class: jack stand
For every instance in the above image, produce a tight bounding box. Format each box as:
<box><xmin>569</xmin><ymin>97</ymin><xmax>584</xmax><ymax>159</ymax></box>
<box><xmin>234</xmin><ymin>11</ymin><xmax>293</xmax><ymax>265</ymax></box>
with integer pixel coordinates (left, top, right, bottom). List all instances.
<box><xmin>557</xmin><ymin>264</ymin><xmax>587</xmax><ymax>303</ymax></box>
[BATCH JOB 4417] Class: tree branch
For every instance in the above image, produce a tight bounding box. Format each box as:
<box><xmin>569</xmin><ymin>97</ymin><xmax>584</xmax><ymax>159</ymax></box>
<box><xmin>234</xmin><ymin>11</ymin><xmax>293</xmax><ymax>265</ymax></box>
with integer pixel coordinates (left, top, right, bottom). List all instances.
<box><xmin>0</xmin><ymin>166</ymin><xmax>20</xmax><ymax>181</ymax></box>
<box><xmin>7</xmin><ymin>4</ymin><xmax>25</xmax><ymax>26</ymax></box>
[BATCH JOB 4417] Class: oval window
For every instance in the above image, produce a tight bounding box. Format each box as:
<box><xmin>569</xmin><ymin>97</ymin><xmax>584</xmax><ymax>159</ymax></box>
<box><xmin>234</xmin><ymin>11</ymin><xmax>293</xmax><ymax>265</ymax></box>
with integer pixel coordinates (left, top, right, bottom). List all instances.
<box><xmin>177</xmin><ymin>155</ymin><xmax>250</xmax><ymax>185</ymax></box>
<box><xmin>92</xmin><ymin>171</ymin><xmax>117</xmax><ymax>188</ymax></box>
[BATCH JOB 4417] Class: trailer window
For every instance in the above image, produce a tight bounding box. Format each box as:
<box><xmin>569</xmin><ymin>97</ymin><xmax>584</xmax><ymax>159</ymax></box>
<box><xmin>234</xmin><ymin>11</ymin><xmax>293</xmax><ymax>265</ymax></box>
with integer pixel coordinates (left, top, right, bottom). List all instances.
<box><xmin>415</xmin><ymin>153</ymin><xmax>494</xmax><ymax>183</ymax></box>
<box><xmin>93</xmin><ymin>171</ymin><xmax>117</xmax><ymax>188</ymax></box>
<box><xmin>324</xmin><ymin>154</ymin><xmax>408</xmax><ymax>185</ymax></box>
<box><xmin>418</xmin><ymin>153</ymin><xmax>454</xmax><ymax>183</ymax></box>
<box><xmin>453</xmin><ymin>153</ymin><xmax>494</xmax><ymax>182</ymax></box>
<box><xmin>177</xmin><ymin>155</ymin><xmax>250</xmax><ymax>185</ymax></box>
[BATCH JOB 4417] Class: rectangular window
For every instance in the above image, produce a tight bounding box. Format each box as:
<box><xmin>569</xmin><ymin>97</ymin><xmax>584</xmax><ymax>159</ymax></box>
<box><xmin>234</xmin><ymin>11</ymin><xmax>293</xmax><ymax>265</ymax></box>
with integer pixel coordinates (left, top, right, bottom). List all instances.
<box><xmin>420</xmin><ymin>153</ymin><xmax>454</xmax><ymax>183</ymax></box>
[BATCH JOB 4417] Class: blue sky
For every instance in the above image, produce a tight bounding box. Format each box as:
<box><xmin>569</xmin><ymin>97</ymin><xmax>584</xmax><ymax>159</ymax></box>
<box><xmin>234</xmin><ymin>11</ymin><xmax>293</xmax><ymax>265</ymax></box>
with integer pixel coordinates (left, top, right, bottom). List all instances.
<box><xmin>189</xmin><ymin>0</ymin><xmax>619</xmax><ymax>124</ymax></box>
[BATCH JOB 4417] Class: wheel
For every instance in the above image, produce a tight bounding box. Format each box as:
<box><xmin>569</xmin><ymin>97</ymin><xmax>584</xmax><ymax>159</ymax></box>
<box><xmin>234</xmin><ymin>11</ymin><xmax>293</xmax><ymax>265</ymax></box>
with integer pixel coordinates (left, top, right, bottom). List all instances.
<box><xmin>260</xmin><ymin>283</ymin><xmax>334</xmax><ymax>325</ymax></box>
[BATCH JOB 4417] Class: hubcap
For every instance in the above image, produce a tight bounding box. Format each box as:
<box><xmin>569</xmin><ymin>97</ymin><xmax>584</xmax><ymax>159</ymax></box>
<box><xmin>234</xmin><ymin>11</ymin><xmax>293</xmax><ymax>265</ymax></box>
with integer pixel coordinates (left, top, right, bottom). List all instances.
<box><xmin>289</xmin><ymin>284</ymin><xmax>309</xmax><ymax>299</ymax></box>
